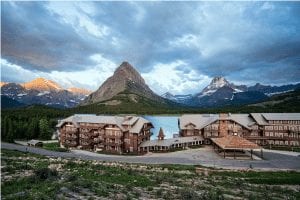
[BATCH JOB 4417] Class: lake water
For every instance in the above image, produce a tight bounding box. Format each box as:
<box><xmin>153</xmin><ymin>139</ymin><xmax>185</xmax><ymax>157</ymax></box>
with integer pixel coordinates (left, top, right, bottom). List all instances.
<box><xmin>143</xmin><ymin>115</ymin><xmax>179</xmax><ymax>139</ymax></box>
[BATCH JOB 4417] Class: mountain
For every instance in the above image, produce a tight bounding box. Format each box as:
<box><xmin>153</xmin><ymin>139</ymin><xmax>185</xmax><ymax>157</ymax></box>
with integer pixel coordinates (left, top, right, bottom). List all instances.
<box><xmin>0</xmin><ymin>82</ymin><xmax>8</xmax><ymax>87</ymax></box>
<box><xmin>22</xmin><ymin>77</ymin><xmax>63</xmax><ymax>91</ymax></box>
<box><xmin>197</xmin><ymin>77</ymin><xmax>247</xmax><ymax>97</ymax></box>
<box><xmin>162</xmin><ymin>76</ymin><xmax>299</xmax><ymax>107</ymax></box>
<box><xmin>161</xmin><ymin>92</ymin><xmax>193</xmax><ymax>104</ymax></box>
<box><xmin>67</xmin><ymin>87</ymin><xmax>92</xmax><ymax>96</ymax></box>
<box><xmin>249</xmin><ymin>88</ymin><xmax>300</xmax><ymax>109</ymax></box>
<box><xmin>248</xmin><ymin>83</ymin><xmax>300</xmax><ymax>96</ymax></box>
<box><xmin>1</xmin><ymin>78</ymin><xmax>91</xmax><ymax>108</ymax></box>
<box><xmin>82</xmin><ymin>61</ymin><xmax>170</xmax><ymax>106</ymax></box>
<box><xmin>1</xmin><ymin>95</ymin><xmax>25</xmax><ymax>109</ymax></box>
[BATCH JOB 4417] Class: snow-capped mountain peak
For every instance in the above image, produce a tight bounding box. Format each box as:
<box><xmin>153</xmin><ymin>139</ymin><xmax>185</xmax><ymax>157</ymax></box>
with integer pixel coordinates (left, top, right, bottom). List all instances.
<box><xmin>209</xmin><ymin>77</ymin><xmax>229</xmax><ymax>88</ymax></box>
<box><xmin>22</xmin><ymin>77</ymin><xmax>63</xmax><ymax>91</ymax></box>
<box><xmin>161</xmin><ymin>92</ymin><xmax>175</xmax><ymax>99</ymax></box>
<box><xmin>200</xmin><ymin>77</ymin><xmax>231</xmax><ymax>96</ymax></box>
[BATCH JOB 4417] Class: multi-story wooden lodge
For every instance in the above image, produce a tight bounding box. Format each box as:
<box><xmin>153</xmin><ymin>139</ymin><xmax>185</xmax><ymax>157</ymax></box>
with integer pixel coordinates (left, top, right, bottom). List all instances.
<box><xmin>179</xmin><ymin>113</ymin><xmax>300</xmax><ymax>147</ymax></box>
<box><xmin>56</xmin><ymin>114</ymin><xmax>153</xmax><ymax>154</ymax></box>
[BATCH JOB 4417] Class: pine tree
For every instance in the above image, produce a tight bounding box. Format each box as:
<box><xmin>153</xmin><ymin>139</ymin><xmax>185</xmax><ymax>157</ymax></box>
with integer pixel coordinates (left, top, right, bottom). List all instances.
<box><xmin>1</xmin><ymin>116</ymin><xmax>8</xmax><ymax>141</ymax></box>
<box><xmin>39</xmin><ymin>118</ymin><xmax>50</xmax><ymax>140</ymax></box>
<box><xmin>6</xmin><ymin>118</ymin><xmax>15</xmax><ymax>142</ymax></box>
<box><xmin>27</xmin><ymin>120</ymin><xmax>35</xmax><ymax>139</ymax></box>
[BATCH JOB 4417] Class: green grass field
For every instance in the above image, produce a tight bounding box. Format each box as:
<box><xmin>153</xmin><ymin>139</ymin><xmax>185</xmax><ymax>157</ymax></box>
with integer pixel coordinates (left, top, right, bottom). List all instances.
<box><xmin>42</xmin><ymin>142</ymin><xmax>69</xmax><ymax>152</ymax></box>
<box><xmin>1</xmin><ymin>149</ymin><xmax>300</xmax><ymax>199</ymax></box>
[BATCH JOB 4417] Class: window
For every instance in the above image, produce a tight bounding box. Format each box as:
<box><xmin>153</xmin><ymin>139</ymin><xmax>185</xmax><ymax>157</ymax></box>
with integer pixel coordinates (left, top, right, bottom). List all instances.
<box><xmin>124</xmin><ymin>139</ymin><xmax>130</xmax><ymax>144</ymax></box>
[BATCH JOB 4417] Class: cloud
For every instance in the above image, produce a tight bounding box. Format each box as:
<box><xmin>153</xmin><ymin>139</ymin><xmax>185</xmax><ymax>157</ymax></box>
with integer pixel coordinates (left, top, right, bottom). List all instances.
<box><xmin>142</xmin><ymin>60</ymin><xmax>210</xmax><ymax>94</ymax></box>
<box><xmin>1</xmin><ymin>2</ymin><xmax>98</xmax><ymax>72</ymax></box>
<box><xmin>46</xmin><ymin>2</ymin><xmax>110</xmax><ymax>38</ymax></box>
<box><xmin>1</xmin><ymin>1</ymin><xmax>300</xmax><ymax>94</ymax></box>
<box><xmin>1</xmin><ymin>55</ymin><xmax>117</xmax><ymax>91</ymax></box>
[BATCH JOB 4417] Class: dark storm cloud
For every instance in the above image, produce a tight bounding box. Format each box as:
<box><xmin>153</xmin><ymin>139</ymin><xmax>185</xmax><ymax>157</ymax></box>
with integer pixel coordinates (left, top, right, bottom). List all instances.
<box><xmin>1</xmin><ymin>2</ymin><xmax>98</xmax><ymax>72</ymax></box>
<box><xmin>1</xmin><ymin>1</ymin><xmax>300</xmax><ymax>92</ymax></box>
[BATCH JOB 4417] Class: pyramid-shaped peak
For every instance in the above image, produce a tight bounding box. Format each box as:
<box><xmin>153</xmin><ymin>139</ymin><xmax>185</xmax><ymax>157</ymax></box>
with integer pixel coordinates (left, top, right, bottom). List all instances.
<box><xmin>115</xmin><ymin>61</ymin><xmax>137</xmax><ymax>73</ymax></box>
<box><xmin>208</xmin><ymin>77</ymin><xmax>230</xmax><ymax>88</ymax></box>
<box><xmin>120</xmin><ymin>61</ymin><xmax>131</xmax><ymax>66</ymax></box>
<box><xmin>211</xmin><ymin>76</ymin><xmax>229</xmax><ymax>84</ymax></box>
<box><xmin>81</xmin><ymin>61</ymin><xmax>162</xmax><ymax>105</ymax></box>
<box><xmin>113</xmin><ymin>61</ymin><xmax>145</xmax><ymax>83</ymax></box>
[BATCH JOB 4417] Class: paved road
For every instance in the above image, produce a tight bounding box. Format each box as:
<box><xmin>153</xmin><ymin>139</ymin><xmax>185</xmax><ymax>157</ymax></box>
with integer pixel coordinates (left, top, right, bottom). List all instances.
<box><xmin>2</xmin><ymin>142</ymin><xmax>300</xmax><ymax>170</ymax></box>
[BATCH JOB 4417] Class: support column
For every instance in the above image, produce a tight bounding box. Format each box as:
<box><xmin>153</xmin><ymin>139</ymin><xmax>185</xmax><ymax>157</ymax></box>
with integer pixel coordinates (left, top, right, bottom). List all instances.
<box><xmin>260</xmin><ymin>149</ymin><xmax>263</xmax><ymax>159</ymax></box>
<box><xmin>223</xmin><ymin>149</ymin><xmax>226</xmax><ymax>158</ymax></box>
<box><xmin>251</xmin><ymin>149</ymin><xmax>253</xmax><ymax>160</ymax></box>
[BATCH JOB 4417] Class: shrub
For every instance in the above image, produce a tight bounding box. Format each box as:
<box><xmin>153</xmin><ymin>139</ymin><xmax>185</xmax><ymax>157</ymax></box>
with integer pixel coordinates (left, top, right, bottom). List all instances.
<box><xmin>34</xmin><ymin>168</ymin><xmax>58</xmax><ymax>180</ymax></box>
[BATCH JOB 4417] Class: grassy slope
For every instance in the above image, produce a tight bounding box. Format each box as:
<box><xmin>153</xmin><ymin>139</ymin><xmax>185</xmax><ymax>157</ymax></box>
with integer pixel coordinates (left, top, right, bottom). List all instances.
<box><xmin>248</xmin><ymin>88</ymin><xmax>300</xmax><ymax>111</ymax></box>
<box><xmin>1</xmin><ymin>149</ymin><xmax>300</xmax><ymax>199</ymax></box>
<box><xmin>73</xmin><ymin>89</ymin><xmax>300</xmax><ymax>114</ymax></box>
<box><xmin>73</xmin><ymin>91</ymin><xmax>193</xmax><ymax>114</ymax></box>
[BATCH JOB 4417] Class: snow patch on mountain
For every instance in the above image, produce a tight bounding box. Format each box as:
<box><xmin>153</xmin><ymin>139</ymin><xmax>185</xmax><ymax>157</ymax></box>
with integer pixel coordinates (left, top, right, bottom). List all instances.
<box><xmin>37</xmin><ymin>91</ymin><xmax>50</xmax><ymax>96</ymax></box>
<box><xmin>17</xmin><ymin>93</ymin><xmax>27</xmax><ymax>97</ymax></box>
<box><xmin>265</xmin><ymin>89</ymin><xmax>294</xmax><ymax>96</ymax></box>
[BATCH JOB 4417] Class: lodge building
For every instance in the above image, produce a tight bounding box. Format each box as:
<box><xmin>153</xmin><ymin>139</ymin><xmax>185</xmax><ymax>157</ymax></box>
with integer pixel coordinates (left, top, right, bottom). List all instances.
<box><xmin>57</xmin><ymin>113</ymin><xmax>300</xmax><ymax>155</ymax></box>
<box><xmin>179</xmin><ymin>113</ymin><xmax>300</xmax><ymax>147</ymax></box>
<box><xmin>56</xmin><ymin>114</ymin><xmax>153</xmax><ymax>154</ymax></box>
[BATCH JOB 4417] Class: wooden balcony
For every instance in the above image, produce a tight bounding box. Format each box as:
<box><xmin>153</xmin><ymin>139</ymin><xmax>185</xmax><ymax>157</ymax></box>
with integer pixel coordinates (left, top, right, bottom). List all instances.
<box><xmin>104</xmin><ymin>135</ymin><xmax>123</xmax><ymax>139</ymax></box>
<box><xmin>65</xmin><ymin>134</ymin><xmax>78</xmax><ymax>139</ymax></box>
<box><xmin>93</xmin><ymin>138</ymin><xmax>104</xmax><ymax>143</ymax></box>
<box><xmin>65</xmin><ymin>141</ymin><xmax>78</xmax><ymax>147</ymax></box>
<box><xmin>80</xmin><ymin>141</ymin><xmax>93</xmax><ymax>146</ymax></box>
<box><xmin>103</xmin><ymin>141</ymin><xmax>122</xmax><ymax>146</ymax></box>
<box><xmin>65</xmin><ymin>130</ymin><xmax>78</xmax><ymax>134</ymax></box>
<box><xmin>80</xmin><ymin>135</ymin><xmax>92</xmax><ymax>139</ymax></box>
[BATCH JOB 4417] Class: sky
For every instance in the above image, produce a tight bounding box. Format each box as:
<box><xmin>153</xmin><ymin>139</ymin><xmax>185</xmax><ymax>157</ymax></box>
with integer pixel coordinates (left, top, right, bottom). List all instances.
<box><xmin>1</xmin><ymin>1</ymin><xmax>300</xmax><ymax>95</ymax></box>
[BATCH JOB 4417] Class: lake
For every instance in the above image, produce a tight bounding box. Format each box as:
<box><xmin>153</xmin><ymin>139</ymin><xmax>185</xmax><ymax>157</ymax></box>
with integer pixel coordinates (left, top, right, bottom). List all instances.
<box><xmin>143</xmin><ymin>115</ymin><xmax>179</xmax><ymax>139</ymax></box>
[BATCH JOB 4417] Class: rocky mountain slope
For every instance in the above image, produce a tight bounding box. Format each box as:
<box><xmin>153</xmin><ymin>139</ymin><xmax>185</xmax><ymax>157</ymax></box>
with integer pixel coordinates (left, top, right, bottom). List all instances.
<box><xmin>161</xmin><ymin>92</ymin><xmax>193</xmax><ymax>104</ymax></box>
<box><xmin>81</xmin><ymin>61</ymin><xmax>170</xmax><ymax>106</ymax></box>
<box><xmin>162</xmin><ymin>76</ymin><xmax>300</xmax><ymax>107</ymax></box>
<box><xmin>1</xmin><ymin>78</ymin><xmax>92</xmax><ymax>108</ymax></box>
<box><xmin>22</xmin><ymin>77</ymin><xmax>63</xmax><ymax>91</ymax></box>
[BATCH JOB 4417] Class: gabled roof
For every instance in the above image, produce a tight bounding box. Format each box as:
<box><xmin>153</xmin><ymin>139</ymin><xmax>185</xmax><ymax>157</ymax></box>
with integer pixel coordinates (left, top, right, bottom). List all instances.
<box><xmin>184</xmin><ymin>122</ymin><xmax>196</xmax><ymax>127</ymax></box>
<box><xmin>211</xmin><ymin>135</ymin><xmax>260</xmax><ymax>150</ymax></box>
<box><xmin>250</xmin><ymin>113</ymin><xmax>269</xmax><ymax>125</ymax></box>
<box><xmin>129</xmin><ymin>117</ymin><xmax>153</xmax><ymax>133</ymax></box>
<box><xmin>179</xmin><ymin>114</ymin><xmax>218</xmax><ymax>130</ymax></box>
<box><xmin>56</xmin><ymin>114</ymin><xmax>153</xmax><ymax>134</ymax></box>
<box><xmin>179</xmin><ymin>114</ymin><xmax>255</xmax><ymax>130</ymax></box>
<box><xmin>262</xmin><ymin>113</ymin><xmax>300</xmax><ymax>121</ymax></box>
<box><xmin>229</xmin><ymin>114</ymin><xmax>255</xmax><ymax>130</ymax></box>
<box><xmin>122</xmin><ymin>116</ymin><xmax>139</xmax><ymax>126</ymax></box>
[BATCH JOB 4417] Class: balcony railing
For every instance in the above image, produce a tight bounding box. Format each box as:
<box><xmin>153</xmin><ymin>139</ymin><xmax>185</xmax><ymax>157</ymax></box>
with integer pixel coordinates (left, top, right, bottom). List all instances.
<box><xmin>244</xmin><ymin>136</ymin><xmax>300</xmax><ymax>141</ymax></box>
<box><xmin>65</xmin><ymin>134</ymin><xmax>78</xmax><ymax>139</ymax></box>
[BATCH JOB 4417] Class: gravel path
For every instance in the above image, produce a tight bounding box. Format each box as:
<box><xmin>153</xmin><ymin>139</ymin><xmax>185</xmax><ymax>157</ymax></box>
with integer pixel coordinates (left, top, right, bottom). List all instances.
<box><xmin>2</xmin><ymin>142</ymin><xmax>300</xmax><ymax>170</ymax></box>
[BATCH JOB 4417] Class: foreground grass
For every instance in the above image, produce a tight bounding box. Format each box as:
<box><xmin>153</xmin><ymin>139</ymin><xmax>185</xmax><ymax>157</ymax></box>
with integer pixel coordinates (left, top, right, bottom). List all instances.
<box><xmin>1</xmin><ymin>149</ymin><xmax>300</xmax><ymax>200</ymax></box>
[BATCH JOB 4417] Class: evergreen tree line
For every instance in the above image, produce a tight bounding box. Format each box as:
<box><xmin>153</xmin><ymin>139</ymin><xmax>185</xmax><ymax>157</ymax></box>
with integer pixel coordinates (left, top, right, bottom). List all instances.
<box><xmin>1</xmin><ymin>115</ymin><xmax>58</xmax><ymax>142</ymax></box>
